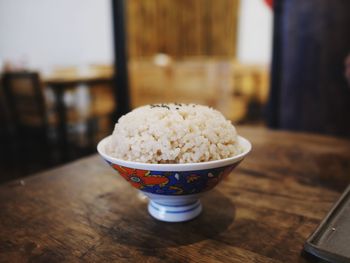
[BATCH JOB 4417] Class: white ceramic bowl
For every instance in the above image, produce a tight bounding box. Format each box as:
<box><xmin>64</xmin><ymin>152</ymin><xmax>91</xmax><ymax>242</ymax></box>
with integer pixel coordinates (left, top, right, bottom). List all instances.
<box><xmin>98</xmin><ymin>136</ymin><xmax>251</xmax><ymax>222</ymax></box>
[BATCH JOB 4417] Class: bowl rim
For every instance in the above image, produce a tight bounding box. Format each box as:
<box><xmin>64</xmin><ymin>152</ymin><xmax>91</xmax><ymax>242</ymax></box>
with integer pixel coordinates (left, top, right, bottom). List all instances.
<box><xmin>97</xmin><ymin>135</ymin><xmax>252</xmax><ymax>171</ymax></box>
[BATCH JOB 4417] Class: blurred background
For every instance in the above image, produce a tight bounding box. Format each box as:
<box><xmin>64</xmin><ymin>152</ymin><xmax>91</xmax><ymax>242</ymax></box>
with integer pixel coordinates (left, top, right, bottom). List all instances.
<box><xmin>0</xmin><ymin>0</ymin><xmax>349</xmax><ymax>182</ymax></box>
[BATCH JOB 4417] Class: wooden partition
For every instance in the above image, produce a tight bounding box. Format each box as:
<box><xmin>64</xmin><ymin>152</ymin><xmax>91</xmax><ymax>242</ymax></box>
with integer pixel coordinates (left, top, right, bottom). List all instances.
<box><xmin>128</xmin><ymin>58</ymin><xmax>269</xmax><ymax>122</ymax></box>
<box><xmin>126</xmin><ymin>0</ymin><xmax>239</xmax><ymax>58</ymax></box>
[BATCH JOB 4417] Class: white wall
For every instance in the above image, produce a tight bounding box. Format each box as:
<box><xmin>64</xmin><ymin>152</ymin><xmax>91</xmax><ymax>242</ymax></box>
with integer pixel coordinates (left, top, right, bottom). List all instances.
<box><xmin>0</xmin><ymin>0</ymin><xmax>272</xmax><ymax>71</ymax></box>
<box><xmin>0</xmin><ymin>0</ymin><xmax>113</xmax><ymax>72</ymax></box>
<box><xmin>237</xmin><ymin>0</ymin><xmax>273</xmax><ymax>65</ymax></box>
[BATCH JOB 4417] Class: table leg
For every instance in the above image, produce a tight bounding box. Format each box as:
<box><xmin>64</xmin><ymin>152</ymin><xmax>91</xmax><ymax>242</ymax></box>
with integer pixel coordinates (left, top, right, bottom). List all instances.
<box><xmin>52</xmin><ymin>85</ymin><xmax>69</xmax><ymax>161</ymax></box>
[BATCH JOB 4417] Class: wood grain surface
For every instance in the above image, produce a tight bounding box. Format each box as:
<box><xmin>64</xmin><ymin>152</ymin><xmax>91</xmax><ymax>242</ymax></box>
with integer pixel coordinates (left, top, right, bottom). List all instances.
<box><xmin>1</xmin><ymin>127</ymin><xmax>350</xmax><ymax>262</ymax></box>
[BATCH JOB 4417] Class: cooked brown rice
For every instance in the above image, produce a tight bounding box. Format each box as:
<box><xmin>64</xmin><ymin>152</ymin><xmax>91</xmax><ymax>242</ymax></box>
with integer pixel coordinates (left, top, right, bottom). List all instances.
<box><xmin>106</xmin><ymin>103</ymin><xmax>241</xmax><ymax>163</ymax></box>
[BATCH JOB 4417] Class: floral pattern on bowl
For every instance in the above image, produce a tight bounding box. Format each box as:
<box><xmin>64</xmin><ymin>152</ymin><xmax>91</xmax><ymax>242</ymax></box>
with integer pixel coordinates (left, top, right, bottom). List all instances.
<box><xmin>106</xmin><ymin>162</ymin><xmax>240</xmax><ymax>195</ymax></box>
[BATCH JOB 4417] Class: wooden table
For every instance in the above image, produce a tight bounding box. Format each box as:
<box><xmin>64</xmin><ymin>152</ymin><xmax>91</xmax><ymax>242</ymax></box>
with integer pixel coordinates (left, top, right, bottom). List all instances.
<box><xmin>1</xmin><ymin>127</ymin><xmax>350</xmax><ymax>262</ymax></box>
<box><xmin>44</xmin><ymin>74</ymin><xmax>114</xmax><ymax>160</ymax></box>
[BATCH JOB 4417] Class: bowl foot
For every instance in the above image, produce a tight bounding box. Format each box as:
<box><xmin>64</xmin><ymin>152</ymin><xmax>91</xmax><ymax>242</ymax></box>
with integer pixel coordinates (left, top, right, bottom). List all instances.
<box><xmin>148</xmin><ymin>199</ymin><xmax>202</xmax><ymax>222</ymax></box>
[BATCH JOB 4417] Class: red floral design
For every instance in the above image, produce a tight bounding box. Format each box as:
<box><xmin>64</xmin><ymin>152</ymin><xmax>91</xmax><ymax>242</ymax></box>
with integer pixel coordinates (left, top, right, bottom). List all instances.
<box><xmin>112</xmin><ymin>165</ymin><xmax>169</xmax><ymax>189</ymax></box>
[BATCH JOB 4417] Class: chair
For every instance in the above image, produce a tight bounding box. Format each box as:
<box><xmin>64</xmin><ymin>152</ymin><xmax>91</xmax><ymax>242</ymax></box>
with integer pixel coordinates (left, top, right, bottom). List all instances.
<box><xmin>0</xmin><ymin>82</ymin><xmax>19</xmax><ymax>182</ymax></box>
<box><xmin>1</xmin><ymin>71</ymin><xmax>58</xmax><ymax>171</ymax></box>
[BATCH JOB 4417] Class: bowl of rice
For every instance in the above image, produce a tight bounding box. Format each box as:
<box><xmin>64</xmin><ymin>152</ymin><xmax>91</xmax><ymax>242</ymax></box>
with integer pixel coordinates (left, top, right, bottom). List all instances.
<box><xmin>97</xmin><ymin>103</ymin><xmax>251</xmax><ymax>222</ymax></box>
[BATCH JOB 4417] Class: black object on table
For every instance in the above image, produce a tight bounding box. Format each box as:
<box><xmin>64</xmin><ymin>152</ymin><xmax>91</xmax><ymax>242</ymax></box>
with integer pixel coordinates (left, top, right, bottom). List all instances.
<box><xmin>304</xmin><ymin>184</ymin><xmax>350</xmax><ymax>263</ymax></box>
